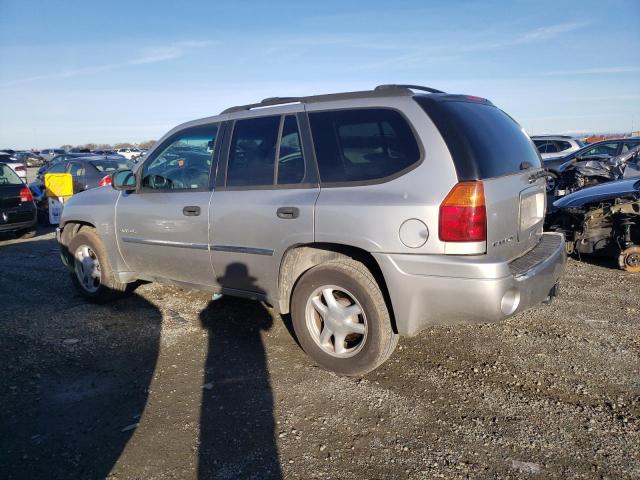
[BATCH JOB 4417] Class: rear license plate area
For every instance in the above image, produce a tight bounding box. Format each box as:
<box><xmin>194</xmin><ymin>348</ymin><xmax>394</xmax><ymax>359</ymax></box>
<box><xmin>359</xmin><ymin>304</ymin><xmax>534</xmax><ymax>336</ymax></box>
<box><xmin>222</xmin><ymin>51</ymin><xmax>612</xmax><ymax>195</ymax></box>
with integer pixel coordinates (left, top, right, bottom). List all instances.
<box><xmin>520</xmin><ymin>189</ymin><xmax>545</xmax><ymax>234</ymax></box>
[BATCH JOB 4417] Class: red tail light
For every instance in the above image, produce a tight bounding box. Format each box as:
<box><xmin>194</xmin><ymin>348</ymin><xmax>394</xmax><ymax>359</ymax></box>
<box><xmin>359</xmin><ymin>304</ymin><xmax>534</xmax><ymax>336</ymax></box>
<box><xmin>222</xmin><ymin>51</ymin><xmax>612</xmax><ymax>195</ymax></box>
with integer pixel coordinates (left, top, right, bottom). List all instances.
<box><xmin>98</xmin><ymin>175</ymin><xmax>112</xmax><ymax>187</ymax></box>
<box><xmin>15</xmin><ymin>165</ymin><xmax>26</xmax><ymax>172</ymax></box>
<box><xmin>20</xmin><ymin>187</ymin><xmax>33</xmax><ymax>203</ymax></box>
<box><xmin>439</xmin><ymin>181</ymin><xmax>487</xmax><ymax>242</ymax></box>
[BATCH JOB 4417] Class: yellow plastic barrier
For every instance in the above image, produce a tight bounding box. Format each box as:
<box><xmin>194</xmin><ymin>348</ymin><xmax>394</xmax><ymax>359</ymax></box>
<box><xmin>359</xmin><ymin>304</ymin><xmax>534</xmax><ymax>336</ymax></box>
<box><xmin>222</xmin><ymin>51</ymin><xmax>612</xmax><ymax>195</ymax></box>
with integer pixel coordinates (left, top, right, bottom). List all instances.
<box><xmin>45</xmin><ymin>173</ymin><xmax>74</xmax><ymax>197</ymax></box>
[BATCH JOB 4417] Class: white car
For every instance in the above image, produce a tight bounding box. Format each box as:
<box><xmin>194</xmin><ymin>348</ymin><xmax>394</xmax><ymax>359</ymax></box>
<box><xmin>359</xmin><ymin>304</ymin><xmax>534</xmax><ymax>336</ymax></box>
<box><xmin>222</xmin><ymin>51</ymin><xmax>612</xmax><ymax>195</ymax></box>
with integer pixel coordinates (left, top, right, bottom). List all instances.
<box><xmin>0</xmin><ymin>152</ymin><xmax>27</xmax><ymax>180</ymax></box>
<box><xmin>531</xmin><ymin>136</ymin><xmax>584</xmax><ymax>160</ymax></box>
<box><xmin>116</xmin><ymin>148</ymin><xmax>142</xmax><ymax>160</ymax></box>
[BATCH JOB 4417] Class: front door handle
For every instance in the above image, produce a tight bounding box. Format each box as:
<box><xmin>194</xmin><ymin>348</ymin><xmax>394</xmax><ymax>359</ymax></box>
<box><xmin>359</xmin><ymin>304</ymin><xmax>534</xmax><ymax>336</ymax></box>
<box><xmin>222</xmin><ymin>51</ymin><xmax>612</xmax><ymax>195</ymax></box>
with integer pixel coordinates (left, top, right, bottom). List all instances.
<box><xmin>277</xmin><ymin>206</ymin><xmax>299</xmax><ymax>219</ymax></box>
<box><xmin>183</xmin><ymin>206</ymin><xmax>201</xmax><ymax>216</ymax></box>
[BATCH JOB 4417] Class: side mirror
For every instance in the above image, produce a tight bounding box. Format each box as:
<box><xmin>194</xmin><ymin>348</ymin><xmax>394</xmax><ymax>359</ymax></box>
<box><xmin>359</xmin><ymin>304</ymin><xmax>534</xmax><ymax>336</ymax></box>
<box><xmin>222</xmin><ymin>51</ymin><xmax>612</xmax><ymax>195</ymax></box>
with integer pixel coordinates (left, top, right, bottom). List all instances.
<box><xmin>112</xmin><ymin>169</ymin><xmax>136</xmax><ymax>191</ymax></box>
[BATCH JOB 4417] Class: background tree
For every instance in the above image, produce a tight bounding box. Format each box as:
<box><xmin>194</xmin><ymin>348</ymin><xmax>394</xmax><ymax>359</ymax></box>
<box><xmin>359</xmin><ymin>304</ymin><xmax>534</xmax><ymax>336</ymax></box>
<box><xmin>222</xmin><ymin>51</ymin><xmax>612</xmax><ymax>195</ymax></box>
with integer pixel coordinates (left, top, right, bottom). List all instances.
<box><xmin>138</xmin><ymin>140</ymin><xmax>156</xmax><ymax>150</ymax></box>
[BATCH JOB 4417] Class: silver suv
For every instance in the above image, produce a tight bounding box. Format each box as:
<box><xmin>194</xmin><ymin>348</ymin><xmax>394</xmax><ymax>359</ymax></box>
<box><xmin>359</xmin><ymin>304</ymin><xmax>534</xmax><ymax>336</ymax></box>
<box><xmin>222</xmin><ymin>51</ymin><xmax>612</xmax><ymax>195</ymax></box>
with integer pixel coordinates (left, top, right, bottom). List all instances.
<box><xmin>57</xmin><ymin>85</ymin><xmax>566</xmax><ymax>375</ymax></box>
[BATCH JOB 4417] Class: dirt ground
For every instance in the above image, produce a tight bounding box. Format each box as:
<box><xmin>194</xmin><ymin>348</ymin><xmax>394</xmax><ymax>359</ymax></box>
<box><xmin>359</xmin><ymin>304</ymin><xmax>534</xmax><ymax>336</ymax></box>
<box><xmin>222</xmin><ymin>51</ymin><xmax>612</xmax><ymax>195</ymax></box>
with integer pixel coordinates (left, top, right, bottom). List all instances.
<box><xmin>1</xmin><ymin>226</ymin><xmax>638</xmax><ymax>480</ymax></box>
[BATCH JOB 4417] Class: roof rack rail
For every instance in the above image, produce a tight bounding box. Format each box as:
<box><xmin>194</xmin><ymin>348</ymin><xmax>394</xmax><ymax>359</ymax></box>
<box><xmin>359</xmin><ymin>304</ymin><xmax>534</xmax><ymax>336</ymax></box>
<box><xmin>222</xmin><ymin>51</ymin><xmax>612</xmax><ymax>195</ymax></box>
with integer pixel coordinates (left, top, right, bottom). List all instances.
<box><xmin>221</xmin><ymin>96</ymin><xmax>302</xmax><ymax>114</ymax></box>
<box><xmin>375</xmin><ymin>84</ymin><xmax>445</xmax><ymax>94</ymax></box>
<box><xmin>220</xmin><ymin>85</ymin><xmax>426</xmax><ymax>115</ymax></box>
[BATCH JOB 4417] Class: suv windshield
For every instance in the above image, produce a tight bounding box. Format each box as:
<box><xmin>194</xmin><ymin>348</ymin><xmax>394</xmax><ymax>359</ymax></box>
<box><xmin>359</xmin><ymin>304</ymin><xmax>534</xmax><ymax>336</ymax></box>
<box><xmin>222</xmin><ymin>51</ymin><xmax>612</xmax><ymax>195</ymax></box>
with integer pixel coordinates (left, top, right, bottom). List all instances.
<box><xmin>415</xmin><ymin>96</ymin><xmax>541</xmax><ymax>180</ymax></box>
<box><xmin>0</xmin><ymin>163</ymin><xmax>22</xmax><ymax>185</ymax></box>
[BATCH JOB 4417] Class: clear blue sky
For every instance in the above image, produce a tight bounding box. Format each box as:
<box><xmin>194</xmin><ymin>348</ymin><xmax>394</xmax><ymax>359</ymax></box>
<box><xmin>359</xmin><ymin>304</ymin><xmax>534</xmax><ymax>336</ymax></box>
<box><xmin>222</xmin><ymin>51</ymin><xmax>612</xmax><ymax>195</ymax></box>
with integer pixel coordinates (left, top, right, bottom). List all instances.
<box><xmin>0</xmin><ymin>0</ymin><xmax>639</xmax><ymax>148</ymax></box>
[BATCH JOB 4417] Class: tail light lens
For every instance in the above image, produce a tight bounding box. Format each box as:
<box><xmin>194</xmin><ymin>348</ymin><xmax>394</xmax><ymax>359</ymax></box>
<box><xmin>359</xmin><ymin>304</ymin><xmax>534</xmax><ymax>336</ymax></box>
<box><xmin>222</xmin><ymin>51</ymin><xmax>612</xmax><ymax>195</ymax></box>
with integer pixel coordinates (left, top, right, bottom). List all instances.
<box><xmin>98</xmin><ymin>175</ymin><xmax>112</xmax><ymax>187</ymax></box>
<box><xmin>439</xmin><ymin>181</ymin><xmax>487</xmax><ymax>242</ymax></box>
<box><xmin>15</xmin><ymin>165</ymin><xmax>26</xmax><ymax>172</ymax></box>
<box><xmin>20</xmin><ymin>187</ymin><xmax>33</xmax><ymax>203</ymax></box>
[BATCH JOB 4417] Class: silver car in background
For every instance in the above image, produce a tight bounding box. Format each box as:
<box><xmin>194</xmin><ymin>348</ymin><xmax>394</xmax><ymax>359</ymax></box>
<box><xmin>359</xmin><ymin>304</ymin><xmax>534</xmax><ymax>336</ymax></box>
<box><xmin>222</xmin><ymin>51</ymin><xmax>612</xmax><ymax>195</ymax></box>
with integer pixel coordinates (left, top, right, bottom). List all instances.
<box><xmin>531</xmin><ymin>135</ymin><xmax>583</xmax><ymax>160</ymax></box>
<box><xmin>57</xmin><ymin>84</ymin><xmax>566</xmax><ymax>375</ymax></box>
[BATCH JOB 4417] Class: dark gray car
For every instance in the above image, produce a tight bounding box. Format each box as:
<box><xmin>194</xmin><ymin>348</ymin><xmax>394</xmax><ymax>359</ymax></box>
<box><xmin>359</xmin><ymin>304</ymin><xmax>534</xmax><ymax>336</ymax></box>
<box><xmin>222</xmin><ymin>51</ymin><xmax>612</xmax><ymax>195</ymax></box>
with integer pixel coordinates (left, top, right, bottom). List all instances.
<box><xmin>41</xmin><ymin>157</ymin><xmax>130</xmax><ymax>192</ymax></box>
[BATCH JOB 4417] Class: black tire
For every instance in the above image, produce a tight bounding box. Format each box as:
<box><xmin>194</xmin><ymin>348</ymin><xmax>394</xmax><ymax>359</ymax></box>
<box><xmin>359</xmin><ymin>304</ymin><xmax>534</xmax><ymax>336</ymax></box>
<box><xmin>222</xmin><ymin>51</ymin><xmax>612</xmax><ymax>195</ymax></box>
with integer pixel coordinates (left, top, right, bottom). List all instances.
<box><xmin>67</xmin><ymin>228</ymin><xmax>128</xmax><ymax>303</ymax></box>
<box><xmin>16</xmin><ymin>227</ymin><xmax>36</xmax><ymax>239</ymax></box>
<box><xmin>290</xmin><ymin>259</ymin><xmax>398</xmax><ymax>376</ymax></box>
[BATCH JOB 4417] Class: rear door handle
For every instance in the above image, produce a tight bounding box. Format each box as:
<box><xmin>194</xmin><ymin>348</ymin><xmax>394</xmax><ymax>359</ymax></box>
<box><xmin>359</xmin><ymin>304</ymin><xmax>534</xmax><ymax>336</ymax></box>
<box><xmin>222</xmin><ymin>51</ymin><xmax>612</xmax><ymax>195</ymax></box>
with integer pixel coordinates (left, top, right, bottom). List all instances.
<box><xmin>277</xmin><ymin>207</ymin><xmax>299</xmax><ymax>219</ymax></box>
<box><xmin>183</xmin><ymin>206</ymin><xmax>201</xmax><ymax>216</ymax></box>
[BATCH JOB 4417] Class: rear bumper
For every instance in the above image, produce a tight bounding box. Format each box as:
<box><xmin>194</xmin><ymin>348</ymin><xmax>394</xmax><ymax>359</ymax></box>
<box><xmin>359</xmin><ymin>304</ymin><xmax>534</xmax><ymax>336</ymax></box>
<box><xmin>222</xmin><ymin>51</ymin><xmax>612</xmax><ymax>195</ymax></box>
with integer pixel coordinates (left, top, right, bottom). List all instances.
<box><xmin>374</xmin><ymin>233</ymin><xmax>566</xmax><ymax>335</ymax></box>
<box><xmin>0</xmin><ymin>209</ymin><xmax>36</xmax><ymax>233</ymax></box>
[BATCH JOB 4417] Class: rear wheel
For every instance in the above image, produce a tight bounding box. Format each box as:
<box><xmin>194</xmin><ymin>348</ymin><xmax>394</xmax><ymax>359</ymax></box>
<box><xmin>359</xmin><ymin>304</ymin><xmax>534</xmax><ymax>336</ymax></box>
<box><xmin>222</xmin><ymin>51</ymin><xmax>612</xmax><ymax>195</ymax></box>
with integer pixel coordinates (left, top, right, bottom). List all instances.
<box><xmin>290</xmin><ymin>259</ymin><xmax>398</xmax><ymax>376</ymax></box>
<box><xmin>68</xmin><ymin>228</ymin><xmax>128</xmax><ymax>302</ymax></box>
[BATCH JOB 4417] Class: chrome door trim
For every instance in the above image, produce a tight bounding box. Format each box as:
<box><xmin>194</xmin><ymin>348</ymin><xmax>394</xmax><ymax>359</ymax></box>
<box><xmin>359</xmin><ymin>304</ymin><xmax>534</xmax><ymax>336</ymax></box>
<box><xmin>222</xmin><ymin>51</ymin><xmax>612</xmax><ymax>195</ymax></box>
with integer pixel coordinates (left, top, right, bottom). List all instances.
<box><xmin>121</xmin><ymin>237</ymin><xmax>209</xmax><ymax>250</ymax></box>
<box><xmin>210</xmin><ymin>245</ymin><xmax>274</xmax><ymax>256</ymax></box>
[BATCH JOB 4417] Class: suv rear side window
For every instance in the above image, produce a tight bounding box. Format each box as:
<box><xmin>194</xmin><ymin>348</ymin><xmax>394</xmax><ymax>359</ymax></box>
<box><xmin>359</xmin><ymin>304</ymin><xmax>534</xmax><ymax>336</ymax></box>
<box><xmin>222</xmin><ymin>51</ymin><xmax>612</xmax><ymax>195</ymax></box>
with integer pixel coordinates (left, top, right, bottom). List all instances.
<box><xmin>227</xmin><ymin>116</ymin><xmax>280</xmax><ymax>187</ymax></box>
<box><xmin>415</xmin><ymin>96</ymin><xmax>541</xmax><ymax>179</ymax></box>
<box><xmin>309</xmin><ymin>108</ymin><xmax>420</xmax><ymax>184</ymax></box>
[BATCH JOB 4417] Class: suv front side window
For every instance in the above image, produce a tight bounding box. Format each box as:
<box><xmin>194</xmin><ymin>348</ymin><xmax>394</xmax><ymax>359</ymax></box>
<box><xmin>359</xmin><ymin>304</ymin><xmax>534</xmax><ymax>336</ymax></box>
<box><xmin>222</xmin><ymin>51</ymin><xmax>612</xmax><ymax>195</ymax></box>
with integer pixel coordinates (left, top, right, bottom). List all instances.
<box><xmin>141</xmin><ymin>124</ymin><xmax>218</xmax><ymax>191</ymax></box>
<box><xmin>309</xmin><ymin>108</ymin><xmax>421</xmax><ymax>184</ymax></box>
<box><xmin>582</xmin><ymin>142</ymin><xmax>618</xmax><ymax>157</ymax></box>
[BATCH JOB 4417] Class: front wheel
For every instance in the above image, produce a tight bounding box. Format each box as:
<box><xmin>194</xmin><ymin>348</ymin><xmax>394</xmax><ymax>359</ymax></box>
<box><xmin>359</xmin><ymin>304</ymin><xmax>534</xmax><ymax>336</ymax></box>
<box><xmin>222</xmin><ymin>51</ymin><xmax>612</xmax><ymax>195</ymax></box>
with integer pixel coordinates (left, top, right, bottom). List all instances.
<box><xmin>290</xmin><ymin>259</ymin><xmax>398</xmax><ymax>376</ymax></box>
<box><xmin>67</xmin><ymin>228</ymin><xmax>128</xmax><ymax>302</ymax></box>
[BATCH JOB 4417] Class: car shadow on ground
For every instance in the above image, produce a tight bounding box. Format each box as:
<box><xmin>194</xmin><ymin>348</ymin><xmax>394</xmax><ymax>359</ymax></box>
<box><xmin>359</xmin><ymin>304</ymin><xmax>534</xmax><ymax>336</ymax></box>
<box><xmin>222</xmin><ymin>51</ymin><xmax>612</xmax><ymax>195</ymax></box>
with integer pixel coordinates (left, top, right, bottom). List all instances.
<box><xmin>197</xmin><ymin>263</ymin><xmax>281</xmax><ymax>479</ymax></box>
<box><xmin>1</xmin><ymin>240</ymin><xmax>282</xmax><ymax>479</ymax></box>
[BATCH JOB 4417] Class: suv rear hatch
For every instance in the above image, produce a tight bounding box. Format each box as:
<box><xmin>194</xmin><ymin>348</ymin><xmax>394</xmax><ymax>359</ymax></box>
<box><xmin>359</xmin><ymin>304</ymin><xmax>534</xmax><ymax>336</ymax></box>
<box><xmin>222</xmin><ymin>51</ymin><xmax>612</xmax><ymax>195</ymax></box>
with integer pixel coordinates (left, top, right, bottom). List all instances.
<box><xmin>415</xmin><ymin>94</ymin><xmax>546</xmax><ymax>262</ymax></box>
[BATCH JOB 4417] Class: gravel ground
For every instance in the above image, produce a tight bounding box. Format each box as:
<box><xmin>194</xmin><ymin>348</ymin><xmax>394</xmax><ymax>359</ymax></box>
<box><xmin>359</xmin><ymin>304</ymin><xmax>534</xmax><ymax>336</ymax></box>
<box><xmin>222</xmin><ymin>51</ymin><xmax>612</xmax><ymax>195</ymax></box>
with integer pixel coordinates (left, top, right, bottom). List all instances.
<box><xmin>1</xmin><ymin>228</ymin><xmax>638</xmax><ymax>480</ymax></box>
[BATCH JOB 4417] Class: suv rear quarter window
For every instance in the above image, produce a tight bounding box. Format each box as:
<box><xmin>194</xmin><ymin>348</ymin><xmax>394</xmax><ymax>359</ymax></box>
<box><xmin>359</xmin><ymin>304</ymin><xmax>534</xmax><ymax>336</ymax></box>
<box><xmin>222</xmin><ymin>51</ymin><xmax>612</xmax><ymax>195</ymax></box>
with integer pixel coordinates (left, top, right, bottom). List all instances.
<box><xmin>415</xmin><ymin>96</ymin><xmax>541</xmax><ymax>180</ymax></box>
<box><xmin>308</xmin><ymin>108</ymin><xmax>421</xmax><ymax>184</ymax></box>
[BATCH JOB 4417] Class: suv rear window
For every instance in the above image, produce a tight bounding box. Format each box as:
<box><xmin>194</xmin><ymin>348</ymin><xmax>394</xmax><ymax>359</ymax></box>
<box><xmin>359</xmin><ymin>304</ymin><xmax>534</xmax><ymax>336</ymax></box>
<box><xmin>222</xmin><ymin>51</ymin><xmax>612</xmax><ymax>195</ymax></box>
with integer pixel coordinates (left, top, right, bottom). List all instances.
<box><xmin>308</xmin><ymin>108</ymin><xmax>420</xmax><ymax>184</ymax></box>
<box><xmin>415</xmin><ymin>96</ymin><xmax>541</xmax><ymax>180</ymax></box>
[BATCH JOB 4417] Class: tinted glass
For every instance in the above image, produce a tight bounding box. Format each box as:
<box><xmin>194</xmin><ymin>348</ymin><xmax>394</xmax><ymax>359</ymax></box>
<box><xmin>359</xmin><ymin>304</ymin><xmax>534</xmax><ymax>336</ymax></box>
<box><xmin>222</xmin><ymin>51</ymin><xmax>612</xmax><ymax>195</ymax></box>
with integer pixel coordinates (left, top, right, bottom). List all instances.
<box><xmin>622</xmin><ymin>141</ymin><xmax>640</xmax><ymax>153</ymax></box>
<box><xmin>537</xmin><ymin>141</ymin><xmax>557</xmax><ymax>153</ymax></box>
<box><xmin>309</xmin><ymin>108</ymin><xmax>420</xmax><ymax>183</ymax></box>
<box><xmin>68</xmin><ymin>163</ymin><xmax>85</xmax><ymax>176</ymax></box>
<box><xmin>91</xmin><ymin>160</ymin><xmax>128</xmax><ymax>172</ymax></box>
<box><xmin>227</xmin><ymin>116</ymin><xmax>280</xmax><ymax>187</ymax></box>
<box><xmin>142</xmin><ymin>124</ymin><xmax>218</xmax><ymax>190</ymax></box>
<box><xmin>416</xmin><ymin>97</ymin><xmax>541</xmax><ymax>179</ymax></box>
<box><xmin>54</xmin><ymin>149</ymin><xmax>66</xmax><ymax>154</ymax></box>
<box><xmin>583</xmin><ymin>142</ymin><xmax>618</xmax><ymax>157</ymax></box>
<box><xmin>0</xmin><ymin>163</ymin><xmax>22</xmax><ymax>185</ymax></box>
<box><xmin>47</xmin><ymin>163</ymin><xmax>67</xmax><ymax>174</ymax></box>
<box><xmin>277</xmin><ymin>115</ymin><xmax>305</xmax><ymax>184</ymax></box>
<box><xmin>556</xmin><ymin>141</ymin><xmax>572</xmax><ymax>151</ymax></box>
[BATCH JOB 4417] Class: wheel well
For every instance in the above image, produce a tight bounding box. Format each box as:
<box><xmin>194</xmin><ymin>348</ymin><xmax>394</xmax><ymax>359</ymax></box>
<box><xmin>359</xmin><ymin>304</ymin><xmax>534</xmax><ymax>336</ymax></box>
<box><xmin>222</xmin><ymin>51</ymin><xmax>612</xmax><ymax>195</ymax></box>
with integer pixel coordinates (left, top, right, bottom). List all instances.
<box><xmin>278</xmin><ymin>243</ymin><xmax>398</xmax><ymax>333</ymax></box>
<box><xmin>60</xmin><ymin>221</ymin><xmax>95</xmax><ymax>245</ymax></box>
